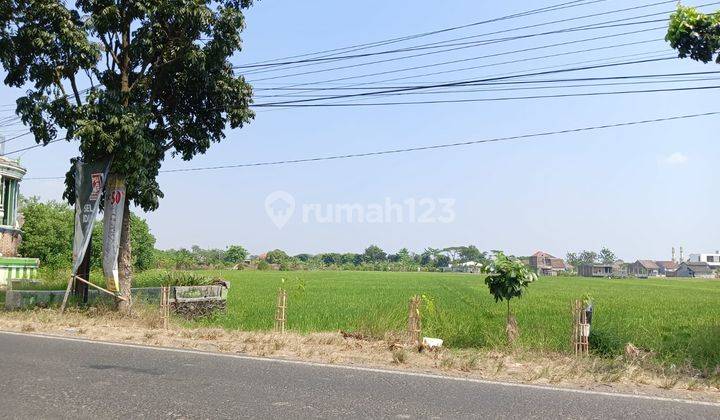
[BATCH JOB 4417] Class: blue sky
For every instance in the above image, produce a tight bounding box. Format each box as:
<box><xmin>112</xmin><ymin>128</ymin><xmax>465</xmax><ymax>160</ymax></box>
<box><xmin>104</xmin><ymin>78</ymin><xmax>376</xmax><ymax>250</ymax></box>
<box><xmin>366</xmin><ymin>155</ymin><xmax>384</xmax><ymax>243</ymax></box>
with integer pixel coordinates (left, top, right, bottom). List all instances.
<box><xmin>1</xmin><ymin>0</ymin><xmax>718</xmax><ymax>260</ymax></box>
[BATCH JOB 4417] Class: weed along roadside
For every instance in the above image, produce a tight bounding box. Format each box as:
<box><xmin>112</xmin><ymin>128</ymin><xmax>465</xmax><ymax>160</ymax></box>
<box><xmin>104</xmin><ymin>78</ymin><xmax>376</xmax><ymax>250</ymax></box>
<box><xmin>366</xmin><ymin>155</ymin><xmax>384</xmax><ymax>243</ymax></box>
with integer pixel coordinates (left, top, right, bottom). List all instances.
<box><xmin>1</xmin><ymin>268</ymin><xmax>719</xmax><ymax>399</ymax></box>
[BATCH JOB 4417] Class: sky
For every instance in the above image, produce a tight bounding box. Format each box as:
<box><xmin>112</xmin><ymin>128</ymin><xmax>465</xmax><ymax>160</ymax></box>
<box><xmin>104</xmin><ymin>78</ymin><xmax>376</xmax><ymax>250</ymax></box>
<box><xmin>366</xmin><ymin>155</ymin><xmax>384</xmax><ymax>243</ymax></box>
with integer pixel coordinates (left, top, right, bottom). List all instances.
<box><xmin>1</xmin><ymin>0</ymin><xmax>718</xmax><ymax>261</ymax></box>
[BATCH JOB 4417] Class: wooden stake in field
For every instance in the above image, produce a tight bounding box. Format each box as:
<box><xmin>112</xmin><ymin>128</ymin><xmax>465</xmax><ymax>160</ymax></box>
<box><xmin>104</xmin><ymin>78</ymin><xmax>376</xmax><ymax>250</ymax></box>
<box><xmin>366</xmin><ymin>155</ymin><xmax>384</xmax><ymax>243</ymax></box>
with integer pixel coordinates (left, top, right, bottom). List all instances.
<box><xmin>572</xmin><ymin>300</ymin><xmax>590</xmax><ymax>356</ymax></box>
<box><xmin>160</xmin><ymin>286</ymin><xmax>171</xmax><ymax>330</ymax></box>
<box><xmin>407</xmin><ymin>295</ymin><xmax>422</xmax><ymax>347</ymax></box>
<box><xmin>274</xmin><ymin>288</ymin><xmax>287</xmax><ymax>334</ymax></box>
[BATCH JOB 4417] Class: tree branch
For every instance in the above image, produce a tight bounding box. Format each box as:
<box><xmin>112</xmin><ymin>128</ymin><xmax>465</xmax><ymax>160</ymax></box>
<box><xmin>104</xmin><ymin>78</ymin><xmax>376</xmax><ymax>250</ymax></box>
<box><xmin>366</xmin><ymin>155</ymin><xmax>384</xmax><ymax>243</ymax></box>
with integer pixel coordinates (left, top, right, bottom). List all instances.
<box><xmin>162</xmin><ymin>140</ymin><xmax>175</xmax><ymax>152</ymax></box>
<box><xmin>69</xmin><ymin>74</ymin><xmax>83</xmax><ymax>106</ymax></box>
<box><xmin>99</xmin><ymin>34</ymin><xmax>120</xmax><ymax>69</ymax></box>
<box><xmin>129</xmin><ymin>61</ymin><xmax>151</xmax><ymax>91</ymax></box>
<box><xmin>53</xmin><ymin>69</ymin><xmax>69</xmax><ymax>101</ymax></box>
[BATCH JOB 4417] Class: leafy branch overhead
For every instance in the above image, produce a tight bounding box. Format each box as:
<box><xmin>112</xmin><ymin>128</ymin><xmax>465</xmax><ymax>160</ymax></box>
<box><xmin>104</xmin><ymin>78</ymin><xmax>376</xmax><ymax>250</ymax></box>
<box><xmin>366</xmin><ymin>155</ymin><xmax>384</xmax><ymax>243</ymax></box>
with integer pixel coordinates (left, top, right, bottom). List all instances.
<box><xmin>0</xmin><ymin>0</ymin><xmax>257</xmax><ymax>211</ymax></box>
<box><xmin>666</xmin><ymin>5</ymin><xmax>720</xmax><ymax>64</ymax></box>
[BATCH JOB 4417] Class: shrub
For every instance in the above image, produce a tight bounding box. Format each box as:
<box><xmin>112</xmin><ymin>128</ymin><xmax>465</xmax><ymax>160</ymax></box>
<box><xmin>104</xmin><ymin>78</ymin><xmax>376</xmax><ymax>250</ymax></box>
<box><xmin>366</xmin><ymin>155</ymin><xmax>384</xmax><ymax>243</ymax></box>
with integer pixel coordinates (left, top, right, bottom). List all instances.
<box><xmin>136</xmin><ymin>271</ymin><xmax>214</xmax><ymax>287</ymax></box>
<box><xmin>392</xmin><ymin>348</ymin><xmax>407</xmax><ymax>364</ymax></box>
<box><xmin>589</xmin><ymin>328</ymin><xmax>625</xmax><ymax>357</ymax></box>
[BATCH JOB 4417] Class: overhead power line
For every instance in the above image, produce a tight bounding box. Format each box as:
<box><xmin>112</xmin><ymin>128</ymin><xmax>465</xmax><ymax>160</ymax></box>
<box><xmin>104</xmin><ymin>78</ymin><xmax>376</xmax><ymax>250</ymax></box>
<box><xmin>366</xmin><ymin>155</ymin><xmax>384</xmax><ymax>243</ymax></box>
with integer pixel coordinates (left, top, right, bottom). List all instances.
<box><xmin>251</xmin><ymin>57</ymin><xmax>677</xmax><ymax>106</ymax></box>
<box><xmin>255</xmin><ymin>26</ymin><xmax>668</xmax><ymax>91</ymax></box>
<box><xmin>239</xmin><ymin>0</ymin><xmax>609</xmax><ymax>68</ymax></box>
<box><xmin>253</xmin><ymin>73</ymin><xmax>720</xmax><ymax>99</ymax></box>
<box><xmin>254</xmin><ymin>85</ymin><xmax>720</xmax><ymax>107</ymax></box>
<box><xmin>1</xmin><ymin>137</ymin><xmax>66</xmax><ymax>156</ymax></box>
<box><xmin>22</xmin><ymin>111</ymin><xmax>720</xmax><ymax>180</ymax></box>
<box><xmin>239</xmin><ymin>0</ymin><xmax>680</xmax><ymax>74</ymax></box>
<box><xmin>244</xmin><ymin>18</ymin><xmax>668</xmax><ymax>83</ymax></box>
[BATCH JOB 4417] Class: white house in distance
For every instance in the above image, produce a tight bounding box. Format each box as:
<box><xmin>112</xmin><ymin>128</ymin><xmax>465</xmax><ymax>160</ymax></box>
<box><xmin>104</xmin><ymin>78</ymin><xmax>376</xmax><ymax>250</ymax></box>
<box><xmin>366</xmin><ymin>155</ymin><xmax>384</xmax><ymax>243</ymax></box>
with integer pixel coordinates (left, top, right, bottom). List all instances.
<box><xmin>688</xmin><ymin>252</ymin><xmax>720</xmax><ymax>270</ymax></box>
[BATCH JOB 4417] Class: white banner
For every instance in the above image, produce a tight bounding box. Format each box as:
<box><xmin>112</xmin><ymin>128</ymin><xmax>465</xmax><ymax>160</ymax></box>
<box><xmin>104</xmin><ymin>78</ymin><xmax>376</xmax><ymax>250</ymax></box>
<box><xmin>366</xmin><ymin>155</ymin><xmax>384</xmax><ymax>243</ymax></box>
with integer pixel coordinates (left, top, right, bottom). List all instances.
<box><xmin>102</xmin><ymin>176</ymin><xmax>126</xmax><ymax>292</ymax></box>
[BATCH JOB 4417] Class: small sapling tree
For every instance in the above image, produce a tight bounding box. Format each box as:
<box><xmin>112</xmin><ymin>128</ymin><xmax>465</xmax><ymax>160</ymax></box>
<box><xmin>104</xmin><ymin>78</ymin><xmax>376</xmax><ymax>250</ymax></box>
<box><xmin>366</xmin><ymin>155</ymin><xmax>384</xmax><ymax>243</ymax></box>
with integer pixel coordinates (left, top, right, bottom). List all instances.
<box><xmin>483</xmin><ymin>252</ymin><xmax>538</xmax><ymax>343</ymax></box>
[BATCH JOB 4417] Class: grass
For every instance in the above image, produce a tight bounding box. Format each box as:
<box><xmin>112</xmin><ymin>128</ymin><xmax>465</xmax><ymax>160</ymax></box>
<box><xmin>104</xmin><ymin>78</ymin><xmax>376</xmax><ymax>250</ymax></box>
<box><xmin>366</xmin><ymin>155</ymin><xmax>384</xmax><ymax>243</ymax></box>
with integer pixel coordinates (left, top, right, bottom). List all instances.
<box><xmin>17</xmin><ymin>269</ymin><xmax>720</xmax><ymax>369</ymax></box>
<box><xmin>138</xmin><ymin>270</ymin><xmax>720</xmax><ymax>369</ymax></box>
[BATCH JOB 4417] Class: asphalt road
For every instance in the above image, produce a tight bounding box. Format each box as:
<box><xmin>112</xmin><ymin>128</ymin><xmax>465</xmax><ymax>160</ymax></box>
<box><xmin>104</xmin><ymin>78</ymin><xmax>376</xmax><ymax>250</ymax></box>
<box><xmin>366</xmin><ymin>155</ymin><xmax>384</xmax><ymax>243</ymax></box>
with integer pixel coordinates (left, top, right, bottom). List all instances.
<box><xmin>0</xmin><ymin>331</ymin><xmax>718</xmax><ymax>419</ymax></box>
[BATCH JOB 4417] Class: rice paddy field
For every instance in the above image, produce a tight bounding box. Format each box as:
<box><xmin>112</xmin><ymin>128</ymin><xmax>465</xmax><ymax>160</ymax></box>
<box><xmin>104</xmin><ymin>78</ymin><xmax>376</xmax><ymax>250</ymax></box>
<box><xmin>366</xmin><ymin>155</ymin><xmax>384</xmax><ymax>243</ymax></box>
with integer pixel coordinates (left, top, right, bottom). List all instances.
<box><xmin>133</xmin><ymin>270</ymin><xmax>720</xmax><ymax>369</ymax></box>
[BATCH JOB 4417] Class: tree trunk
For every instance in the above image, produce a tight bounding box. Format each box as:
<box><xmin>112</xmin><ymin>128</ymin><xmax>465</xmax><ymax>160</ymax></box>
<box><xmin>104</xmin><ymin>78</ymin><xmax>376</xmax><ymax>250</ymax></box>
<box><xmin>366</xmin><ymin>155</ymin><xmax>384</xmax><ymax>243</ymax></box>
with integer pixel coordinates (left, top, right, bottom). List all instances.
<box><xmin>506</xmin><ymin>300</ymin><xmax>518</xmax><ymax>344</ymax></box>
<box><xmin>117</xmin><ymin>197</ymin><xmax>132</xmax><ymax>313</ymax></box>
<box><xmin>117</xmin><ymin>19</ymin><xmax>132</xmax><ymax>313</ymax></box>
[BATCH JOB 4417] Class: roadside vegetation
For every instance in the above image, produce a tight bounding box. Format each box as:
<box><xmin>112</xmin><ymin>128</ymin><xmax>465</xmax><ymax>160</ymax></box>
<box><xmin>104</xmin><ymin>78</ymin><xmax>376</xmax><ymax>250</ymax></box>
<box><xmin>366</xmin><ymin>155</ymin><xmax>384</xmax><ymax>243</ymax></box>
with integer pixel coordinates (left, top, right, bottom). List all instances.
<box><xmin>8</xmin><ymin>199</ymin><xmax>720</xmax><ymax>375</ymax></box>
<box><xmin>125</xmin><ymin>270</ymin><xmax>720</xmax><ymax>371</ymax></box>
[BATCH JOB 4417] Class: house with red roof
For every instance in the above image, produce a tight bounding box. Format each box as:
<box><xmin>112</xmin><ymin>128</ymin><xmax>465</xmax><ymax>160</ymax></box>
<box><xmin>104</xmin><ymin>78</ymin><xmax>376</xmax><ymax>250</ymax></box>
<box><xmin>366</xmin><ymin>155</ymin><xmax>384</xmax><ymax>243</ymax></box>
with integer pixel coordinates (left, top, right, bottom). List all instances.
<box><xmin>528</xmin><ymin>251</ymin><xmax>568</xmax><ymax>276</ymax></box>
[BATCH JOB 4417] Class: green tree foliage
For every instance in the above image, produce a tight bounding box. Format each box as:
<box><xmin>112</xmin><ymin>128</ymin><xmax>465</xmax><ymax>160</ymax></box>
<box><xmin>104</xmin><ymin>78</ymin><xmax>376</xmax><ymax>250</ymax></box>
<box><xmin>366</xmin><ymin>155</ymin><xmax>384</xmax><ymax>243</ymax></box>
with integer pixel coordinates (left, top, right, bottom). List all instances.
<box><xmin>483</xmin><ymin>252</ymin><xmax>537</xmax><ymax>341</ymax></box>
<box><xmin>18</xmin><ymin>199</ymin><xmax>74</xmax><ymax>268</ymax></box>
<box><xmin>0</xmin><ymin>0</ymin><xmax>257</xmax><ymax>303</ymax></box>
<box><xmin>458</xmin><ymin>245</ymin><xmax>487</xmax><ymax>264</ymax></box>
<box><xmin>320</xmin><ymin>252</ymin><xmax>342</xmax><ymax>266</ymax></box>
<box><xmin>565</xmin><ymin>252</ymin><xmax>581</xmax><ymax>270</ymax></box>
<box><xmin>363</xmin><ymin>245</ymin><xmax>387</xmax><ymax>263</ymax></box>
<box><xmin>666</xmin><ymin>6</ymin><xmax>720</xmax><ymax>63</ymax></box>
<box><xmin>190</xmin><ymin>245</ymin><xmax>224</xmax><ymax>266</ymax></box>
<box><xmin>90</xmin><ymin>214</ymin><xmax>155</xmax><ymax>270</ymax></box>
<box><xmin>172</xmin><ymin>248</ymin><xmax>195</xmax><ymax>270</ymax></box>
<box><xmin>434</xmin><ymin>254</ymin><xmax>450</xmax><ymax>268</ymax></box>
<box><xmin>566</xmin><ymin>249</ymin><xmax>615</xmax><ymax>268</ymax></box>
<box><xmin>224</xmin><ymin>245</ymin><xmax>248</xmax><ymax>265</ymax></box>
<box><xmin>0</xmin><ymin>0</ymin><xmax>255</xmax><ymax>210</ymax></box>
<box><xmin>598</xmin><ymin>247</ymin><xmax>616</xmax><ymax>265</ymax></box>
<box><xmin>265</xmin><ymin>249</ymin><xmax>290</xmax><ymax>264</ymax></box>
<box><xmin>579</xmin><ymin>250</ymin><xmax>598</xmax><ymax>265</ymax></box>
<box><xmin>19</xmin><ymin>199</ymin><xmax>155</xmax><ymax>270</ymax></box>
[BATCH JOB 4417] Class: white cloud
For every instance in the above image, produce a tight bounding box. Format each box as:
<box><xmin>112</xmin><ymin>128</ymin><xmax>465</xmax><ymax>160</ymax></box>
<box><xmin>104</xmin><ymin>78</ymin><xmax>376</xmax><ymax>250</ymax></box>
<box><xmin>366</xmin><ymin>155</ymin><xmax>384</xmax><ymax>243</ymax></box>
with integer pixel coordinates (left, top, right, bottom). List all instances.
<box><xmin>662</xmin><ymin>152</ymin><xmax>689</xmax><ymax>166</ymax></box>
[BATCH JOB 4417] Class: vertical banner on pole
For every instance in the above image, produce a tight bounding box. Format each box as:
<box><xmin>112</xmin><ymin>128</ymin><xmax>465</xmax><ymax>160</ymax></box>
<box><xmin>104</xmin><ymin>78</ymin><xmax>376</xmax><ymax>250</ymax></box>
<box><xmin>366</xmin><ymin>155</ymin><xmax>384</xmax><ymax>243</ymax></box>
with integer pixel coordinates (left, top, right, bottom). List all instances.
<box><xmin>72</xmin><ymin>159</ymin><xmax>111</xmax><ymax>276</ymax></box>
<box><xmin>102</xmin><ymin>176</ymin><xmax>126</xmax><ymax>293</ymax></box>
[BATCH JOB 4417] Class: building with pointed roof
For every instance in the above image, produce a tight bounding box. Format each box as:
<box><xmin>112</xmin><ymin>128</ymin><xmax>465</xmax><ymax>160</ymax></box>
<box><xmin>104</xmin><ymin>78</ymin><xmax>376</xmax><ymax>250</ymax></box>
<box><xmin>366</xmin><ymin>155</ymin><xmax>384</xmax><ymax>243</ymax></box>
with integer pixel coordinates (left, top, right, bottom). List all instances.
<box><xmin>528</xmin><ymin>251</ymin><xmax>568</xmax><ymax>276</ymax></box>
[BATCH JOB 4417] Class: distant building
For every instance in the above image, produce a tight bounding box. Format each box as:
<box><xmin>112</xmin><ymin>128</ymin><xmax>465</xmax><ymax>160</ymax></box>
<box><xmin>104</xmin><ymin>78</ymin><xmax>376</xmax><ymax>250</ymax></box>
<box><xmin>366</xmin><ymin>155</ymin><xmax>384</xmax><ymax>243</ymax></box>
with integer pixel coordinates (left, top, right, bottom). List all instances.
<box><xmin>627</xmin><ymin>260</ymin><xmax>660</xmax><ymax>278</ymax></box>
<box><xmin>688</xmin><ymin>252</ymin><xmax>720</xmax><ymax>270</ymax></box>
<box><xmin>578</xmin><ymin>262</ymin><xmax>626</xmax><ymax>278</ymax></box>
<box><xmin>447</xmin><ymin>261</ymin><xmax>482</xmax><ymax>274</ymax></box>
<box><xmin>674</xmin><ymin>261</ymin><xmax>716</xmax><ymax>279</ymax></box>
<box><xmin>655</xmin><ymin>261</ymin><xmax>679</xmax><ymax>276</ymax></box>
<box><xmin>528</xmin><ymin>251</ymin><xmax>568</xmax><ymax>276</ymax></box>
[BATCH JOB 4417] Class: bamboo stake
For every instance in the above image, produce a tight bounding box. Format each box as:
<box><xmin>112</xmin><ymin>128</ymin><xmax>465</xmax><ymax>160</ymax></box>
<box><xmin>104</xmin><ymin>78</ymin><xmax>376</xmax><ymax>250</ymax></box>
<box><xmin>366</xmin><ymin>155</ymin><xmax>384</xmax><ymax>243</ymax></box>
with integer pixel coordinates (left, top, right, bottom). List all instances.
<box><xmin>572</xmin><ymin>299</ymin><xmax>589</xmax><ymax>356</ymax></box>
<box><xmin>59</xmin><ymin>275</ymin><xmax>75</xmax><ymax>314</ymax></box>
<box><xmin>61</xmin><ymin>275</ymin><xmax>126</xmax><ymax>313</ymax></box>
<box><xmin>274</xmin><ymin>288</ymin><xmax>287</xmax><ymax>333</ymax></box>
<box><xmin>408</xmin><ymin>295</ymin><xmax>422</xmax><ymax>346</ymax></box>
<box><xmin>74</xmin><ymin>276</ymin><xmax>127</xmax><ymax>300</ymax></box>
<box><xmin>160</xmin><ymin>286</ymin><xmax>170</xmax><ymax>330</ymax></box>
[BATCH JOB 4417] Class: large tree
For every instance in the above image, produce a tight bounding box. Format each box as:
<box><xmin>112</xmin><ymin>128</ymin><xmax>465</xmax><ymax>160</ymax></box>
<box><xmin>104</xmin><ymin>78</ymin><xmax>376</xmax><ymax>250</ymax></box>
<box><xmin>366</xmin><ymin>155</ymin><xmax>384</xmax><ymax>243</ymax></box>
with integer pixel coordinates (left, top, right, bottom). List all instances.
<box><xmin>598</xmin><ymin>247</ymin><xmax>616</xmax><ymax>265</ymax></box>
<box><xmin>0</xmin><ymin>0</ymin><xmax>255</xmax><ymax>310</ymax></box>
<box><xmin>362</xmin><ymin>244</ymin><xmax>387</xmax><ymax>263</ymax></box>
